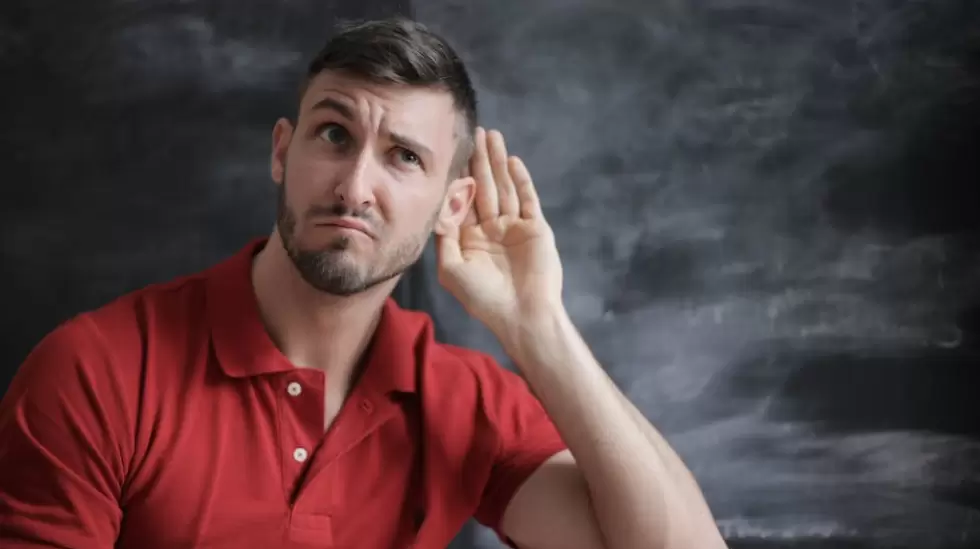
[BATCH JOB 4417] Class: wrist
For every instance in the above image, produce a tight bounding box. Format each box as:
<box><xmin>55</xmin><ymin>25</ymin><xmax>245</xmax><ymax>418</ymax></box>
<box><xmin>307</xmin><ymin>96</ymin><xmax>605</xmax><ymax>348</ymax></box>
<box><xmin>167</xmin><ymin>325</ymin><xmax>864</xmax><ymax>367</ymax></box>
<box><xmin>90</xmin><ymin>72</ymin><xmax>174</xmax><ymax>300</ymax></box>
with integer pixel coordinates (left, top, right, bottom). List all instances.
<box><xmin>495</xmin><ymin>303</ymin><xmax>575</xmax><ymax>367</ymax></box>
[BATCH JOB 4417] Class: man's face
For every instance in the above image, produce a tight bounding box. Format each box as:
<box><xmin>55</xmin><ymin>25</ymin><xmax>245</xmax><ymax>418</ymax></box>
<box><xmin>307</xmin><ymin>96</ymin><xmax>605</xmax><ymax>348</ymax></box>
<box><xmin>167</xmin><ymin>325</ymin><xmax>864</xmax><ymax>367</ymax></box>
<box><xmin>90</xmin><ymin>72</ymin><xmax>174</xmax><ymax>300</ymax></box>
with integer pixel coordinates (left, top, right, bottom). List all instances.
<box><xmin>270</xmin><ymin>71</ymin><xmax>474</xmax><ymax>296</ymax></box>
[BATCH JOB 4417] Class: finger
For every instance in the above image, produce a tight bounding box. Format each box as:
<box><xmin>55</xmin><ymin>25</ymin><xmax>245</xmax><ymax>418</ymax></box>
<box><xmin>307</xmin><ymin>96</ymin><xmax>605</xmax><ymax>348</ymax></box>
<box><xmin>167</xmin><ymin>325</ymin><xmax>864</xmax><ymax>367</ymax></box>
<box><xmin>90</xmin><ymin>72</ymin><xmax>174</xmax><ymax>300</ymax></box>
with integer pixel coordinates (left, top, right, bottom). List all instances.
<box><xmin>470</xmin><ymin>127</ymin><xmax>499</xmax><ymax>222</ymax></box>
<box><xmin>509</xmin><ymin>156</ymin><xmax>543</xmax><ymax>219</ymax></box>
<box><xmin>487</xmin><ymin>130</ymin><xmax>519</xmax><ymax>218</ymax></box>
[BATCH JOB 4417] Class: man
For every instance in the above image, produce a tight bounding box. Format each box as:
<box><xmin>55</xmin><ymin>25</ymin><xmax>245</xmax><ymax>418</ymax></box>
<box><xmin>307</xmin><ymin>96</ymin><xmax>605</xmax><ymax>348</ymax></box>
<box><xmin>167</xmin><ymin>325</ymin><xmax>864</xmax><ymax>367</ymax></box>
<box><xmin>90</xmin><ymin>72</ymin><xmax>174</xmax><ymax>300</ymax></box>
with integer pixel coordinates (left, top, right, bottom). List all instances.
<box><xmin>0</xmin><ymin>18</ymin><xmax>727</xmax><ymax>549</ymax></box>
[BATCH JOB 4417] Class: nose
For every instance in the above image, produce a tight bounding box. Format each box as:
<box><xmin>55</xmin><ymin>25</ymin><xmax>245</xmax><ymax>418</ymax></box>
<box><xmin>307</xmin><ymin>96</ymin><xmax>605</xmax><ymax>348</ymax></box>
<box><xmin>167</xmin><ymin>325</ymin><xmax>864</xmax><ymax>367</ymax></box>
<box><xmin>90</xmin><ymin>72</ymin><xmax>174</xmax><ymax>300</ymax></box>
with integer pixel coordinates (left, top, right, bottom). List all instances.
<box><xmin>333</xmin><ymin>148</ymin><xmax>377</xmax><ymax>209</ymax></box>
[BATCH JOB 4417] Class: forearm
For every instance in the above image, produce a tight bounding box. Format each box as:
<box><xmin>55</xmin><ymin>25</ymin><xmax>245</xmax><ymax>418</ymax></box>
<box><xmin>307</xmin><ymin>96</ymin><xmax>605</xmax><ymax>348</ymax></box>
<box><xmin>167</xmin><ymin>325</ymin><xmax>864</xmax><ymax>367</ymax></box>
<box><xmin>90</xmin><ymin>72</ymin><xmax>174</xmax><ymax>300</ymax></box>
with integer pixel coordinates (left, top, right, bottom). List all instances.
<box><xmin>610</xmin><ymin>377</ymin><xmax>727</xmax><ymax>546</ymax></box>
<box><xmin>498</xmin><ymin>307</ymin><xmax>726</xmax><ymax>549</ymax></box>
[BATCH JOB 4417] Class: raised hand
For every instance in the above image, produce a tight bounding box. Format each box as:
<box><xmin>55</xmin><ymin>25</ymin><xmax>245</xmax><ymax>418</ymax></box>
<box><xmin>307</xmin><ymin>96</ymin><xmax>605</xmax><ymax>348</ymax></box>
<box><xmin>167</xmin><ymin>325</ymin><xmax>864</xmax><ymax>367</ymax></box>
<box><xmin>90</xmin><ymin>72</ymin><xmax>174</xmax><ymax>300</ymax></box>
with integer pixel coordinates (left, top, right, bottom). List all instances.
<box><xmin>434</xmin><ymin>127</ymin><xmax>564</xmax><ymax>335</ymax></box>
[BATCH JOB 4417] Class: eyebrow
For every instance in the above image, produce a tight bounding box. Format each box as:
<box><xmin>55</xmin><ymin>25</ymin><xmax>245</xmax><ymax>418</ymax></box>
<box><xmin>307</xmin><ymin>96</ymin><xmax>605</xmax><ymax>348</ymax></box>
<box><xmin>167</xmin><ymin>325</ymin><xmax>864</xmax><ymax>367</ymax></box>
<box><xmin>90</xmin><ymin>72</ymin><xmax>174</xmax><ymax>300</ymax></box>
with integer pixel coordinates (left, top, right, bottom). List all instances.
<box><xmin>309</xmin><ymin>96</ymin><xmax>434</xmax><ymax>160</ymax></box>
<box><xmin>310</xmin><ymin>97</ymin><xmax>354</xmax><ymax>119</ymax></box>
<box><xmin>388</xmin><ymin>132</ymin><xmax>433</xmax><ymax>160</ymax></box>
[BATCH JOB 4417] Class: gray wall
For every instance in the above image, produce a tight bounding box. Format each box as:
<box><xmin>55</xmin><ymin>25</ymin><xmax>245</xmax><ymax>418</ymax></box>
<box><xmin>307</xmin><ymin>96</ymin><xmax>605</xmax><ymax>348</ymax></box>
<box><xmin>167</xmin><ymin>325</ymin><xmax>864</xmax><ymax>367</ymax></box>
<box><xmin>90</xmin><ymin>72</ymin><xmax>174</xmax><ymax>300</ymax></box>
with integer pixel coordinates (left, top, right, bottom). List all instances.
<box><xmin>2</xmin><ymin>1</ymin><xmax>978</xmax><ymax>548</ymax></box>
<box><xmin>416</xmin><ymin>2</ymin><xmax>980</xmax><ymax>548</ymax></box>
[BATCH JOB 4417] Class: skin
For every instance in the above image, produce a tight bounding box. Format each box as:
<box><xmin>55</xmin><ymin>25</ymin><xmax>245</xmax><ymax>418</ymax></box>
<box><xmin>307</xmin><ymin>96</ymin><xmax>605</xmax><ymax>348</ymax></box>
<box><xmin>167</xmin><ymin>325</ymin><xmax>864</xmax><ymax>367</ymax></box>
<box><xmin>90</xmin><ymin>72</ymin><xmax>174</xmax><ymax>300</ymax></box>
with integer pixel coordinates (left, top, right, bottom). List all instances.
<box><xmin>251</xmin><ymin>69</ymin><xmax>728</xmax><ymax>549</ymax></box>
<box><xmin>272</xmin><ymin>71</ymin><xmax>471</xmax><ymax>298</ymax></box>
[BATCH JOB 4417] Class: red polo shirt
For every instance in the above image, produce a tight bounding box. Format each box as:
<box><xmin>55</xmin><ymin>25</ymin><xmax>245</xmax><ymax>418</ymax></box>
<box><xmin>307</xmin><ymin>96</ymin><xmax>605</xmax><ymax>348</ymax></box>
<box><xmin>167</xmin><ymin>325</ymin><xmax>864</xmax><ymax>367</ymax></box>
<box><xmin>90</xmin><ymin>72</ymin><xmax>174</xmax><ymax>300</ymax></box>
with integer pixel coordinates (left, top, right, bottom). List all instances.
<box><xmin>0</xmin><ymin>239</ymin><xmax>567</xmax><ymax>549</ymax></box>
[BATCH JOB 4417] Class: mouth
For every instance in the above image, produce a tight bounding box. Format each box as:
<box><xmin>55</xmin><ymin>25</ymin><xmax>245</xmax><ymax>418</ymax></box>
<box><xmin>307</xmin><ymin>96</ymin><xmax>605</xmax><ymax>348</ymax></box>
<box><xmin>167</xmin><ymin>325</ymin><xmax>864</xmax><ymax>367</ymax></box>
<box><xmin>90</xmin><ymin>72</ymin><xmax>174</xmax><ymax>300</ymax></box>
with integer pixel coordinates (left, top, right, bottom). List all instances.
<box><xmin>315</xmin><ymin>218</ymin><xmax>374</xmax><ymax>238</ymax></box>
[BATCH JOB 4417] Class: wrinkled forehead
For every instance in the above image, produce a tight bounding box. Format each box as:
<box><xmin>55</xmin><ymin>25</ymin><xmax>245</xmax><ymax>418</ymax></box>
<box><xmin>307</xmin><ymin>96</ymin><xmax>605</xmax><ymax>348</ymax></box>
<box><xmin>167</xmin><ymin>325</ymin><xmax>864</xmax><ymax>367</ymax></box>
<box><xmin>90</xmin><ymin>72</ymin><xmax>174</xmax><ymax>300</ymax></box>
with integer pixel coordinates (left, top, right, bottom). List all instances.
<box><xmin>300</xmin><ymin>71</ymin><xmax>459</xmax><ymax>144</ymax></box>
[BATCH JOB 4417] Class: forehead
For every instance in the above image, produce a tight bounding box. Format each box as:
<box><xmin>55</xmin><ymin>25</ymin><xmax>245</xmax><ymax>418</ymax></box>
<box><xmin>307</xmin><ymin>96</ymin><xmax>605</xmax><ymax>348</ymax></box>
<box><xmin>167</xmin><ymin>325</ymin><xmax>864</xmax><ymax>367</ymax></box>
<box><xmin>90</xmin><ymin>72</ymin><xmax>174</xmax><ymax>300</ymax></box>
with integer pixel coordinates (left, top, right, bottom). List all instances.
<box><xmin>300</xmin><ymin>71</ymin><xmax>458</xmax><ymax>143</ymax></box>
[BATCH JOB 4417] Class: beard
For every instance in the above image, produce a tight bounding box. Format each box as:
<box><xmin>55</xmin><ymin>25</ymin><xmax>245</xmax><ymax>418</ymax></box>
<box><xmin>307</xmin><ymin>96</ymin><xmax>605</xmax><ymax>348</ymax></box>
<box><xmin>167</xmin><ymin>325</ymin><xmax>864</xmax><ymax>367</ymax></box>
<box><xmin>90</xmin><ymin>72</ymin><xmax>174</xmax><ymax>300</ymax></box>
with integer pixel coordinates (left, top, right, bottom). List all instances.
<box><xmin>276</xmin><ymin>175</ymin><xmax>437</xmax><ymax>296</ymax></box>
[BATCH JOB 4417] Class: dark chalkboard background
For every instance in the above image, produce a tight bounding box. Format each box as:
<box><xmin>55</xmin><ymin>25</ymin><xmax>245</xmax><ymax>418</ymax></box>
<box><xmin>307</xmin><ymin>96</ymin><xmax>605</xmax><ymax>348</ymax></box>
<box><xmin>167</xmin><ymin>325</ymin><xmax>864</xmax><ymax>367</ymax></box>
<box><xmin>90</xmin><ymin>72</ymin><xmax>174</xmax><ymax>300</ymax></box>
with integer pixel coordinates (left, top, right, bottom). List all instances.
<box><xmin>2</xmin><ymin>1</ymin><xmax>978</xmax><ymax>548</ymax></box>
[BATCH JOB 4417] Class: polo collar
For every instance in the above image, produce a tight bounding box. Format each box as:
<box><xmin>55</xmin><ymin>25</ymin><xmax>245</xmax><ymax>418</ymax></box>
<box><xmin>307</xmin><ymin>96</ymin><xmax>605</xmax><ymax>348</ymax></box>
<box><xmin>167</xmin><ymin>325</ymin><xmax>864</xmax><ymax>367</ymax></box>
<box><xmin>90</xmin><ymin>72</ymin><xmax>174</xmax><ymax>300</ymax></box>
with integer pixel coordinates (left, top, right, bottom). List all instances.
<box><xmin>206</xmin><ymin>238</ymin><xmax>429</xmax><ymax>395</ymax></box>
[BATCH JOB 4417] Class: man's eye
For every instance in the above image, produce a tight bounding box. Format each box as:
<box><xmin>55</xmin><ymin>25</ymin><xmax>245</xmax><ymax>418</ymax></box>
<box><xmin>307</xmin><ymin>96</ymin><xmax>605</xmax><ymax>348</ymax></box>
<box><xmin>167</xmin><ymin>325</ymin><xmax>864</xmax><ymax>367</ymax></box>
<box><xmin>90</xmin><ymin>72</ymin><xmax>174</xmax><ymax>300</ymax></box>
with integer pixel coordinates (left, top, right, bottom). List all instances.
<box><xmin>318</xmin><ymin>123</ymin><xmax>349</xmax><ymax>145</ymax></box>
<box><xmin>396</xmin><ymin>148</ymin><xmax>421</xmax><ymax>167</ymax></box>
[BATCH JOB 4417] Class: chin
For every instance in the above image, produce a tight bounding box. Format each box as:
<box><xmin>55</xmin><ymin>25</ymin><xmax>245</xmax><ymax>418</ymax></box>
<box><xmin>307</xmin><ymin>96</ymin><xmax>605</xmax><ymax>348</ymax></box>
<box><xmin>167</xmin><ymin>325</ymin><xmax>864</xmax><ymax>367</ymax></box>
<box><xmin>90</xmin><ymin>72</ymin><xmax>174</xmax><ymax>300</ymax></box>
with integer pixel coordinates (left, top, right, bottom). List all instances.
<box><xmin>298</xmin><ymin>231</ymin><xmax>358</xmax><ymax>253</ymax></box>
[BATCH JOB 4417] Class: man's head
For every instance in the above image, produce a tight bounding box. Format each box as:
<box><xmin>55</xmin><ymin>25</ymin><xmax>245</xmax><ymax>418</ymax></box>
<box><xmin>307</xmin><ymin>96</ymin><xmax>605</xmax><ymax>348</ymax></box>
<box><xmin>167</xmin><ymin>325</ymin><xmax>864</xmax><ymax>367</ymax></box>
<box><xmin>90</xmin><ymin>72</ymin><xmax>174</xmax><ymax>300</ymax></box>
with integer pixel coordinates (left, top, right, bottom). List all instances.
<box><xmin>270</xmin><ymin>18</ymin><xmax>478</xmax><ymax>296</ymax></box>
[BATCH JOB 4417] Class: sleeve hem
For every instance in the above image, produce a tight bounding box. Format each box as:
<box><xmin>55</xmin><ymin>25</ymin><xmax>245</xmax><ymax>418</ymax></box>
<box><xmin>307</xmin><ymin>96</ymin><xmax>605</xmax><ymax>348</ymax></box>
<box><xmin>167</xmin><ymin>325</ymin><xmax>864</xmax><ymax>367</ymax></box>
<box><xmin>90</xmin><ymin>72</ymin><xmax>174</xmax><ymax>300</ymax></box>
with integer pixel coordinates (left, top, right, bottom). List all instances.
<box><xmin>476</xmin><ymin>438</ymin><xmax>568</xmax><ymax>545</ymax></box>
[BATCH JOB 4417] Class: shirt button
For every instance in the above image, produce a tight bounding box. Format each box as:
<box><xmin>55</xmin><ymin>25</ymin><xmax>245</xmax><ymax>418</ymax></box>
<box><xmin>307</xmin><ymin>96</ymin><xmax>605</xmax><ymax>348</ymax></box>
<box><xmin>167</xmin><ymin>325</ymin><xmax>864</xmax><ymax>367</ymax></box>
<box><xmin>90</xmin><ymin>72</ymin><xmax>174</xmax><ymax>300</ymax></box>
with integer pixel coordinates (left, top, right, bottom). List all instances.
<box><xmin>293</xmin><ymin>447</ymin><xmax>308</xmax><ymax>463</ymax></box>
<box><xmin>286</xmin><ymin>382</ymin><xmax>302</xmax><ymax>397</ymax></box>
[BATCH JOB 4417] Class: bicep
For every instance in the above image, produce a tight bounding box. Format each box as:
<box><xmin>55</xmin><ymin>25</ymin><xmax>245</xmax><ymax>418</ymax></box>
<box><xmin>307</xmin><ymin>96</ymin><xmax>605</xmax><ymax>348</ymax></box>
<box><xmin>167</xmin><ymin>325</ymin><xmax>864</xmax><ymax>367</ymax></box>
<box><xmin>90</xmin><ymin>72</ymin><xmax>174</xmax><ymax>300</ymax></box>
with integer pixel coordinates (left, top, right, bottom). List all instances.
<box><xmin>0</xmin><ymin>319</ymin><xmax>126</xmax><ymax>548</ymax></box>
<box><xmin>500</xmin><ymin>450</ymin><xmax>606</xmax><ymax>549</ymax></box>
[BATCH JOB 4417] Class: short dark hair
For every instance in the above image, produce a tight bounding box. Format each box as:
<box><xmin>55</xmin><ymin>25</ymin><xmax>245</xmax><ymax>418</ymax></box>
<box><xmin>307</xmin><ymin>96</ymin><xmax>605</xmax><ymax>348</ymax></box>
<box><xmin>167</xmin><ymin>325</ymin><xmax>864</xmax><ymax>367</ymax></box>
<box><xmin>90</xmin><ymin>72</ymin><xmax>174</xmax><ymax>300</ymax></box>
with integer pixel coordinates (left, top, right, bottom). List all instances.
<box><xmin>301</xmin><ymin>18</ymin><xmax>478</xmax><ymax>178</ymax></box>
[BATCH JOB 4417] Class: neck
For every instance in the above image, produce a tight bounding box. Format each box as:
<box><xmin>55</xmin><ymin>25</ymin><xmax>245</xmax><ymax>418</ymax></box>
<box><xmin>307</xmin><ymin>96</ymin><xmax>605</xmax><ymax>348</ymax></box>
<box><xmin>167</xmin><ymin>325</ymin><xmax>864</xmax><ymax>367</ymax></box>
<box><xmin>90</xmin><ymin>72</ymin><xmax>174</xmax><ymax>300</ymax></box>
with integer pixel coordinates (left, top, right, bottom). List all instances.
<box><xmin>251</xmin><ymin>233</ymin><xmax>399</xmax><ymax>383</ymax></box>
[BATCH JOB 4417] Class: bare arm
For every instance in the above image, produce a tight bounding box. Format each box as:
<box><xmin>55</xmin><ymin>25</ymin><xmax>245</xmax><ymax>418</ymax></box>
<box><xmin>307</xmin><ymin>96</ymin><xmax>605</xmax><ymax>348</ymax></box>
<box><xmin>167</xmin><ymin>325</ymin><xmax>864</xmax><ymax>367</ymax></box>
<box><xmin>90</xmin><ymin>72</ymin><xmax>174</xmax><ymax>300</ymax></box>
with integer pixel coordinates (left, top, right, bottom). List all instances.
<box><xmin>497</xmin><ymin>307</ymin><xmax>727</xmax><ymax>549</ymax></box>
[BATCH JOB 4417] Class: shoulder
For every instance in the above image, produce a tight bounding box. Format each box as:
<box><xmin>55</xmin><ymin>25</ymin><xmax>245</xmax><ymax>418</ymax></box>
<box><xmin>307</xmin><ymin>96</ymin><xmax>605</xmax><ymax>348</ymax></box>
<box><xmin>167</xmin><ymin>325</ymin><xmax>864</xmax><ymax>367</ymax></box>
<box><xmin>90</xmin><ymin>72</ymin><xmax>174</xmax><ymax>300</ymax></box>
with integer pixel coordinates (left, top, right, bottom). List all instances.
<box><xmin>431</xmin><ymin>342</ymin><xmax>526</xmax><ymax>394</ymax></box>
<box><xmin>422</xmin><ymin>333</ymin><xmax>547</xmax><ymax>436</ymax></box>
<box><xmin>10</xmin><ymin>270</ymin><xmax>211</xmax><ymax>398</ymax></box>
<box><xmin>82</xmin><ymin>272</ymin><xmax>211</xmax><ymax>363</ymax></box>
<box><xmin>0</xmin><ymin>275</ymin><xmax>214</xmax><ymax>510</ymax></box>
<box><xmin>392</xmin><ymin>305</ymin><xmax>536</xmax><ymax>411</ymax></box>
<box><xmin>91</xmin><ymin>269</ymin><xmax>210</xmax><ymax>330</ymax></box>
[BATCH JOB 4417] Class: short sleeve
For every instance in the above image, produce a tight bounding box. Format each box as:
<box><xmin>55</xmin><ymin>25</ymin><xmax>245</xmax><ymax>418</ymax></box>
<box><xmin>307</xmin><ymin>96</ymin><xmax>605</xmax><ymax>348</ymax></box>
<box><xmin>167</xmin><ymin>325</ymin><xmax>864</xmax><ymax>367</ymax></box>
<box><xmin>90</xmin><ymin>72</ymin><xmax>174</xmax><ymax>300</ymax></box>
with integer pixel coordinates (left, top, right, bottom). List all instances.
<box><xmin>472</xmin><ymin>359</ymin><xmax>567</xmax><ymax>544</ymax></box>
<box><xmin>0</xmin><ymin>316</ymin><xmax>129</xmax><ymax>548</ymax></box>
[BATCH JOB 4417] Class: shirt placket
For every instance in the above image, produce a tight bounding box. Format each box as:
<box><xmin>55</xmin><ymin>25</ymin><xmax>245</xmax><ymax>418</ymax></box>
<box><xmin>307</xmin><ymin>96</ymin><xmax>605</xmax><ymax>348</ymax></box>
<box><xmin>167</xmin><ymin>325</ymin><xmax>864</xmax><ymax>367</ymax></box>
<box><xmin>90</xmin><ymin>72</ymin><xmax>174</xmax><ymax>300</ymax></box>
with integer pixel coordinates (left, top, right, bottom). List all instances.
<box><xmin>277</xmin><ymin>369</ymin><xmax>327</xmax><ymax>502</ymax></box>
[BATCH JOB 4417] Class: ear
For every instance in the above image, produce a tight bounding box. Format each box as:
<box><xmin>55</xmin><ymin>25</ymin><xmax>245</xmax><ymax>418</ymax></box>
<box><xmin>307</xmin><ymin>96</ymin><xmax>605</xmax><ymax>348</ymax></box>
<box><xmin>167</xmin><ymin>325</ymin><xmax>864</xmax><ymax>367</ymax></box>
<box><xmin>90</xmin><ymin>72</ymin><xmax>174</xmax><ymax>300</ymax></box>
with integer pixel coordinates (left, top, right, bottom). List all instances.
<box><xmin>270</xmin><ymin>118</ymin><xmax>294</xmax><ymax>185</ymax></box>
<box><xmin>434</xmin><ymin>176</ymin><xmax>476</xmax><ymax>235</ymax></box>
